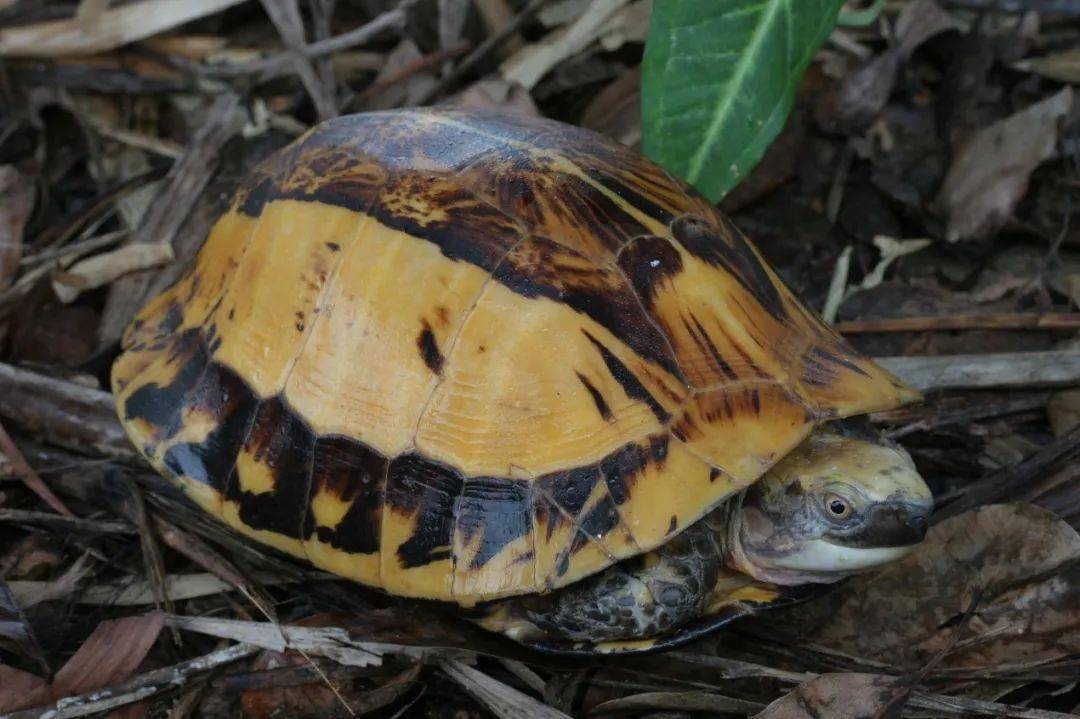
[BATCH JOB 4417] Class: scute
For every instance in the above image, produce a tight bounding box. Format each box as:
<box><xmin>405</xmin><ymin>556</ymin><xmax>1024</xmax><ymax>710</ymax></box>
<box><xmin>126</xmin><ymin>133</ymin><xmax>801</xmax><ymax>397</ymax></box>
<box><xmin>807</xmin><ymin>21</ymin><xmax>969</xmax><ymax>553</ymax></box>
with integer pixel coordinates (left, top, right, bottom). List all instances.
<box><xmin>112</xmin><ymin>108</ymin><xmax>918</xmax><ymax>604</ymax></box>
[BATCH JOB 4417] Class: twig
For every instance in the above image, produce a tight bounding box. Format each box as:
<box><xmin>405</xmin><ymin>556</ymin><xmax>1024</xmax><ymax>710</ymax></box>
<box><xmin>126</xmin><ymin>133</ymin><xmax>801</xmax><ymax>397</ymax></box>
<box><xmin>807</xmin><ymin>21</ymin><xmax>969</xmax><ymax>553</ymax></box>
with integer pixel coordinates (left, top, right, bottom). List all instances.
<box><xmin>126</xmin><ymin>477</ymin><xmax>182</xmax><ymax>649</ymax></box>
<box><xmin>935</xmin><ymin>425</ymin><xmax>1080</xmax><ymax>521</ymax></box>
<box><xmin>206</xmin><ymin>0</ymin><xmax>417</xmax><ymax>82</ymax></box>
<box><xmin>5</xmin><ymin>643</ymin><xmax>259</xmax><ymax>719</ymax></box>
<box><xmin>352</xmin><ymin>41</ymin><xmax>471</xmax><ymax>107</ymax></box>
<box><xmin>259</xmin><ymin>0</ymin><xmax>337</xmax><ymax>120</ymax></box>
<box><xmin>0</xmin><ymin>362</ymin><xmax>132</xmax><ymax>458</ymax></box>
<box><xmin>838</xmin><ymin>312</ymin><xmax>1080</xmax><ymax>333</ymax></box>
<box><xmin>415</xmin><ymin>0</ymin><xmax>552</xmax><ymax>105</ymax></box>
<box><xmin>0</xmin><ymin>420</ymin><xmax>74</xmax><ymax>516</ymax></box>
<box><xmin>0</xmin><ymin>508</ymin><xmax>128</xmax><ymax>533</ymax></box>
<box><xmin>98</xmin><ymin>92</ymin><xmax>243</xmax><ymax>347</ymax></box>
<box><xmin>876</xmin><ymin>350</ymin><xmax>1080</xmax><ymax>391</ymax></box>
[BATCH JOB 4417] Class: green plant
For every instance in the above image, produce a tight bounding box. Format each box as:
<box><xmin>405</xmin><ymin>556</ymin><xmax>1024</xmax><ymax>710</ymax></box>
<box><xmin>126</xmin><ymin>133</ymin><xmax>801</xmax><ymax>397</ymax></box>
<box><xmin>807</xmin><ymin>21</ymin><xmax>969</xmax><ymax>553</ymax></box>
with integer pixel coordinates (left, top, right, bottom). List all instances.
<box><xmin>642</xmin><ymin>0</ymin><xmax>845</xmax><ymax>202</ymax></box>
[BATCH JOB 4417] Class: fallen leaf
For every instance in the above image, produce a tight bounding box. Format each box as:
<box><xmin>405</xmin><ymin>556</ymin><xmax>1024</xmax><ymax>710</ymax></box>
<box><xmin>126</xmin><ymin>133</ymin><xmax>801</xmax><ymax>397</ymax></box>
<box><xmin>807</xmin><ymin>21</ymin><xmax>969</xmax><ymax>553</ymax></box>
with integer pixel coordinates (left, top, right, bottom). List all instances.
<box><xmin>0</xmin><ymin>612</ymin><xmax>164</xmax><ymax>713</ymax></box>
<box><xmin>0</xmin><ymin>665</ymin><xmax>47</xmax><ymax>711</ymax></box>
<box><xmin>936</xmin><ymin>87</ymin><xmax>1074</xmax><ymax>242</ymax></box>
<box><xmin>592</xmin><ymin>690</ymin><xmax>762</xmax><ymax>714</ymax></box>
<box><xmin>365</xmin><ymin>39</ymin><xmax>436</xmax><ymax>110</ymax></box>
<box><xmin>815</xmin><ymin>0</ymin><xmax>956</xmax><ymax>134</ymax></box>
<box><xmin>0</xmin><ymin>165</ymin><xmax>34</xmax><ymax>293</ymax></box>
<box><xmin>0</xmin><ymin>581</ymin><xmax>49</xmax><ymax>677</ymax></box>
<box><xmin>1013</xmin><ymin>46</ymin><xmax>1080</xmax><ymax>83</ymax></box>
<box><xmin>240</xmin><ymin>642</ymin><xmax>420</xmax><ymax>719</ymax></box>
<box><xmin>579</xmin><ymin>66</ymin><xmax>641</xmax><ymax>148</ymax></box>
<box><xmin>445</xmin><ymin>78</ymin><xmax>540</xmax><ymax>116</ymax></box>
<box><xmin>1048</xmin><ymin>389</ymin><xmax>1080</xmax><ymax>437</ymax></box>
<box><xmin>754</xmin><ymin>674</ymin><xmax>909</xmax><ymax>719</ymax></box>
<box><xmin>774</xmin><ymin>503</ymin><xmax>1080</xmax><ymax>671</ymax></box>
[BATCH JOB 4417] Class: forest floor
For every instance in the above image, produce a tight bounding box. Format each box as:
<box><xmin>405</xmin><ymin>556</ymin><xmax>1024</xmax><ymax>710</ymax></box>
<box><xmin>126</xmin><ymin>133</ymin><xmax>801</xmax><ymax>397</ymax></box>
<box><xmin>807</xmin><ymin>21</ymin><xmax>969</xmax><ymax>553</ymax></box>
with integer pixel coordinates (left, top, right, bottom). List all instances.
<box><xmin>0</xmin><ymin>1</ymin><xmax>1079</xmax><ymax>717</ymax></box>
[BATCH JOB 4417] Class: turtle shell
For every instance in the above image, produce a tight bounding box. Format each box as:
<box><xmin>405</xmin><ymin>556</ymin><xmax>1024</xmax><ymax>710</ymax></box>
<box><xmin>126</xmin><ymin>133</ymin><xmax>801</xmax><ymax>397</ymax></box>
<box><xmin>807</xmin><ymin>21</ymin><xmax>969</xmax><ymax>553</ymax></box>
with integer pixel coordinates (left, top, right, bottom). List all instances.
<box><xmin>111</xmin><ymin>108</ymin><xmax>917</xmax><ymax>605</ymax></box>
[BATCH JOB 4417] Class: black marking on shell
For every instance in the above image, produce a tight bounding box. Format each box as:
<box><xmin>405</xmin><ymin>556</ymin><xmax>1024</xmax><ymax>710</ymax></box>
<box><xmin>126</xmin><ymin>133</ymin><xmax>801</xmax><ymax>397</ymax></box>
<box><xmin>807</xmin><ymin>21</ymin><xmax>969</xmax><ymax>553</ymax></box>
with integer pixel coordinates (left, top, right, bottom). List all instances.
<box><xmin>307</xmin><ymin>434</ymin><xmax>388</xmax><ymax>554</ymax></box>
<box><xmin>226</xmin><ymin>397</ymin><xmax>315</xmax><ymax>540</ymax></box>
<box><xmin>684</xmin><ymin>312</ymin><xmax>737</xmax><ymax>381</ymax></box>
<box><xmin>616</xmin><ymin>235</ymin><xmax>684</xmax><ymax>309</ymax></box>
<box><xmin>492</xmin><ymin>235</ymin><xmax>684</xmax><ymax>378</ymax></box>
<box><xmin>671</xmin><ymin>214</ymin><xmax>788</xmax><ymax>323</ymax></box>
<box><xmin>575</xmin><ymin>371</ymin><xmax>613</xmax><ymax>422</ymax></box>
<box><xmin>386</xmin><ymin>454</ymin><xmax>463</xmax><ymax>568</ymax></box>
<box><xmin>124</xmin><ymin>329</ymin><xmax>207</xmax><ymax>444</ymax></box>
<box><xmin>456</xmin><ymin>477</ymin><xmax>533</xmax><ymax>569</ymax></box>
<box><xmin>417</xmin><ymin>320</ymin><xmax>444</xmax><ymax>375</ymax></box>
<box><xmin>581</xmin><ymin>330</ymin><xmax>670</xmax><ymax>423</ymax></box>
<box><xmin>161</xmin><ymin>361</ymin><xmax>259</xmax><ymax>493</ymax></box>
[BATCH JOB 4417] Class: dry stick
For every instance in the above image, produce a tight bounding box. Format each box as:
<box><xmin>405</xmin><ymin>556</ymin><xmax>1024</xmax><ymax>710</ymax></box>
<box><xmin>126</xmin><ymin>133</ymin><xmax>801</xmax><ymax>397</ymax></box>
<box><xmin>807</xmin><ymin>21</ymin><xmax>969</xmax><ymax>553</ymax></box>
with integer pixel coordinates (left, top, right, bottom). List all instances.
<box><xmin>0</xmin><ymin>508</ymin><xmax>129</xmax><ymax>534</ymax></box>
<box><xmin>351</xmin><ymin>41</ymin><xmax>471</xmax><ymax>107</ymax></box>
<box><xmin>98</xmin><ymin>92</ymin><xmax>242</xmax><ymax>347</ymax></box>
<box><xmin>0</xmin><ymin>420</ymin><xmax>73</xmax><ymax>515</ymax></box>
<box><xmin>126</xmin><ymin>477</ymin><xmax>182</xmax><ymax>650</ymax></box>
<box><xmin>259</xmin><ymin>0</ymin><xmax>337</xmax><ymax>120</ymax></box>
<box><xmin>212</xmin><ymin>0</ymin><xmax>418</xmax><ymax>81</ymax></box>
<box><xmin>877</xmin><ymin>349</ymin><xmax>1080</xmax><ymax>392</ymax></box>
<box><xmin>0</xmin><ymin>361</ymin><xmax>132</xmax><ymax>458</ymax></box>
<box><xmin>836</xmin><ymin>312</ymin><xmax>1080</xmax><ymax>333</ymax></box>
<box><xmin>415</xmin><ymin>0</ymin><xmax>553</xmax><ymax>106</ymax></box>
<box><xmin>6</xmin><ymin>643</ymin><xmax>260</xmax><ymax>719</ymax></box>
<box><xmin>935</xmin><ymin>424</ymin><xmax>1080</xmax><ymax>521</ymax></box>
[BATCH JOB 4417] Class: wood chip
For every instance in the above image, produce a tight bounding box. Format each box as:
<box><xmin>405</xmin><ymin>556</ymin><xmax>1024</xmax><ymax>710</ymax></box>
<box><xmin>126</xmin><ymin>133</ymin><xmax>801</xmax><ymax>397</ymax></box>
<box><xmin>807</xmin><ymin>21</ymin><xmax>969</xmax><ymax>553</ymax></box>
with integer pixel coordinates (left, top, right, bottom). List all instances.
<box><xmin>52</xmin><ymin>241</ymin><xmax>173</xmax><ymax>303</ymax></box>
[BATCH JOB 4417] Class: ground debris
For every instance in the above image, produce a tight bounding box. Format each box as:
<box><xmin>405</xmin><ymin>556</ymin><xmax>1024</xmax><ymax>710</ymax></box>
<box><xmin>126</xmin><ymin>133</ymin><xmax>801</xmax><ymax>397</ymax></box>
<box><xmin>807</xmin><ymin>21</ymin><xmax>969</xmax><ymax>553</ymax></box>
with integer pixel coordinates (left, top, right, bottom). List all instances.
<box><xmin>0</xmin><ymin>0</ymin><xmax>1078</xmax><ymax>716</ymax></box>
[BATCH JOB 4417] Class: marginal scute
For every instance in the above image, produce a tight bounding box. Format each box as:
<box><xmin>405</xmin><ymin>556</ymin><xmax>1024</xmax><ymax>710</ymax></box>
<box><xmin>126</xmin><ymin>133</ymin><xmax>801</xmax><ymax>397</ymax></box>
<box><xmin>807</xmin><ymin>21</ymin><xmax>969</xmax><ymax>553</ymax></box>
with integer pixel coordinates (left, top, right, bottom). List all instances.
<box><xmin>112</xmin><ymin>107</ymin><xmax>920</xmax><ymax>605</ymax></box>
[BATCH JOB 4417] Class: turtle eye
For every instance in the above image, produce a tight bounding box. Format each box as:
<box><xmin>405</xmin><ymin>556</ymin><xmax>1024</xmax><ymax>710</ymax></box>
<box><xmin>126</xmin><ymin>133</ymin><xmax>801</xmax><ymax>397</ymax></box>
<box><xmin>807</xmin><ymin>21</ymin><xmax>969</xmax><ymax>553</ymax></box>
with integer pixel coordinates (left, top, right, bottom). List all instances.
<box><xmin>825</xmin><ymin>494</ymin><xmax>852</xmax><ymax>519</ymax></box>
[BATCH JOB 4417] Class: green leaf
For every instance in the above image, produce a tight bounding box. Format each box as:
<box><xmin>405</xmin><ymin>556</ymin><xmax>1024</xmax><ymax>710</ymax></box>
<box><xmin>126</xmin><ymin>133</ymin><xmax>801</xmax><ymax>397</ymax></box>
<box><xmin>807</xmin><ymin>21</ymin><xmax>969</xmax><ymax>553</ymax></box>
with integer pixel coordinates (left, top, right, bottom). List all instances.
<box><xmin>642</xmin><ymin>0</ymin><xmax>844</xmax><ymax>201</ymax></box>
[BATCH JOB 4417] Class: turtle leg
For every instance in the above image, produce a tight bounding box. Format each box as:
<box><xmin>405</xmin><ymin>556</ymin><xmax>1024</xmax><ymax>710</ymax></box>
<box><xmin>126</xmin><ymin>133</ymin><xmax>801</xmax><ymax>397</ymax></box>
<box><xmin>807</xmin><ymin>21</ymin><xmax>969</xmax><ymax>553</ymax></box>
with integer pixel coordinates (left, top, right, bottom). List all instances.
<box><xmin>475</xmin><ymin>512</ymin><xmax>731</xmax><ymax>646</ymax></box>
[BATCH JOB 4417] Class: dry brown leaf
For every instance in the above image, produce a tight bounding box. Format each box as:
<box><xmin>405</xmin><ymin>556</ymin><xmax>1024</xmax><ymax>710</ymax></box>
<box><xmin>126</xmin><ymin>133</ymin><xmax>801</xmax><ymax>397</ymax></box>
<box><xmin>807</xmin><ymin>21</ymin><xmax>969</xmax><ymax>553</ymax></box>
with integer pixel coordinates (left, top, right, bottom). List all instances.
<box><xmin>52</xmin><ymin>241</ymin><xmax>174</xmax><ymax>303</ymax></box>
<box><xmin>1047</xmin><ymin>389</ymin><xmax>1080</xmax><ymax>437</ymax></box>
<box><xmin>936</xmin><ymin>87</ymin><xmax>1074</xmax><ymax>242</ymax></box>
<box><xmin>1013</xmin><ymin>47</ymin><xmax>1080</xmax><ymax>83</ymax></box>
<box><xmin>365</xmin><ymin>39</ymin><xmax>436</xmax><ymax>110</ymax></box>
<box><xmin>592</xmin><ymin>690</ymin><xmax>762</xmax><ymax>715</ymax></box>
<box><xmin>240</xmin><ymin>633</ymin><xmax>421</xmax><ymax>719</ymax></box>
<box><xmin>0</xmin><ymin>665</ymin><xmax>47</xmax><ymax>711</ymax></box>
<box><xmin>580</xmin><ymin>66</ymin><xmax>641</xmax><ymax>148</ymax></box>
<box><xmin>0</xmin><ymin>581</ymin><xmax>49</xmax><ymax>678</ymax></box>
<box><xmin>815</xmin><ymin>0</ymin><xmax>956</xmax><ymax>134</ymax></box>
<box><xmin>754</xmin><ymin>674</ymin><xmax>909</xmax><ymax>719</ymax></box>
<box><xmin>0</xmin><ymin>165</ymin><xmax>34</xmax><ymax>294</ymax></box>
<box><xmin>0</xmin><ymin>0</ymin><xmax>249</xmax><ymax>57</ymax></box>
<box><xmin>445</xmin><ymin>78</ymin><xmax>540</xmax><ymax>116</ymax></box>
<box><xmin>777</xmin><ymin>503</ymin><xmax>1080</xmax><ymax>670</ymax></box>
<box><xmin>1</xmin><ymin>612</ymin><xmax>165</xmax><ymax>713</ymax></box>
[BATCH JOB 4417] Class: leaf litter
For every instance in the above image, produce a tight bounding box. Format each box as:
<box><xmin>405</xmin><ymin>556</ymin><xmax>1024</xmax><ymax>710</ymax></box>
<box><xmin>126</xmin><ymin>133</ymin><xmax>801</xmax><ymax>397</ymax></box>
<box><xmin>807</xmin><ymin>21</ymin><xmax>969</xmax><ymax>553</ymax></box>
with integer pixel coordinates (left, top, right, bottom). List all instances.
<box><xmin>0</xmin><ymin>0</ymin><xmax>1079</xmax><ymax>717</ymax></box>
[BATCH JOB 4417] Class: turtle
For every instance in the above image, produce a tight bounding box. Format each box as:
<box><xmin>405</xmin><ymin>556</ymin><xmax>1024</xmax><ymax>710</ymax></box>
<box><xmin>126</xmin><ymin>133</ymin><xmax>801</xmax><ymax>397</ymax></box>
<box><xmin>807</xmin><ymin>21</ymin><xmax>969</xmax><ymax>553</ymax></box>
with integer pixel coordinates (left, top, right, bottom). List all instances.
<box><xmin>111</xmin><ymin>108</ymin><xmax>933</xmax><ymax>654</ymax></box>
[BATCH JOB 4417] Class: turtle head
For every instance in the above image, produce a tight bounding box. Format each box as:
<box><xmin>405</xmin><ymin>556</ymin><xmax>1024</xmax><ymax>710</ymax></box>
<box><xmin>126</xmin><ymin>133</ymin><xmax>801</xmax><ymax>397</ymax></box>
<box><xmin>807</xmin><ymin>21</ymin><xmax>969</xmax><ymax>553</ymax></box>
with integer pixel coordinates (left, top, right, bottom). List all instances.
<box><xmin>726</xmin><ymin>428</ymin><xmax>932</xmax><ymax>586</ymax></box>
